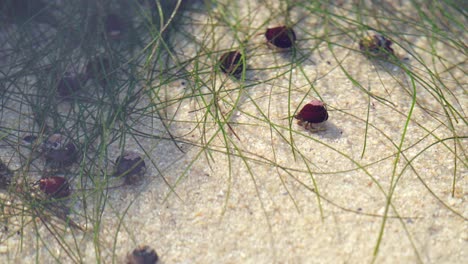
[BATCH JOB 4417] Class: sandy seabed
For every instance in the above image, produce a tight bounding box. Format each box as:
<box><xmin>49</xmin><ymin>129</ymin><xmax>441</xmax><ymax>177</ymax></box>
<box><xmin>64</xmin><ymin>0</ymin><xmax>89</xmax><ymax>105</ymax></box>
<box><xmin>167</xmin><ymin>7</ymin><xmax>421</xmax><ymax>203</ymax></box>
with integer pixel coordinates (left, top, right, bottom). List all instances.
<box><xmin>0</xmin><ymin>0</ymin><xmax>466</xmax><ymax>263</ymax></box>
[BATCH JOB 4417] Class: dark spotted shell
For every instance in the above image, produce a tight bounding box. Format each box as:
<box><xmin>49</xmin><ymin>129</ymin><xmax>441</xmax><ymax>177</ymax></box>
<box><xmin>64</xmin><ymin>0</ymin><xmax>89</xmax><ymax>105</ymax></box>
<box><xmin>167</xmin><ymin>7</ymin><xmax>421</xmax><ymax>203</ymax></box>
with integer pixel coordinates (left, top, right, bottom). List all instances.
<box><xmin>295</xmin><ymin>100</ymin><xmax>328</xmax><ymax>123</ymax></box>
<box><xmin>126</xmin><ymin>245</ymin><xmax>159</xmax><ymax>264</ymax></box>
<box><xmin>265</xmin><ymin>26</ymin><xmax>296</xmax><ymax>49</ymax></box>
<box><xmin>219</xmin><ymin>51</ymin><xmax>244</xmax><ymax>76</ymax></box>
<box><xmin>359</xmin><ymin>34</ymin><xmax>394</xmax><ymax>57</ymax></box>
<box><xmin>39</xmin><ymin>176</ymin><xmax>71</xmax><ymax>198</ymax></box>
<box><xmin>42</xmin><ymin>134</ymin><xmax>78</xmax><ymax>166</ymax></box>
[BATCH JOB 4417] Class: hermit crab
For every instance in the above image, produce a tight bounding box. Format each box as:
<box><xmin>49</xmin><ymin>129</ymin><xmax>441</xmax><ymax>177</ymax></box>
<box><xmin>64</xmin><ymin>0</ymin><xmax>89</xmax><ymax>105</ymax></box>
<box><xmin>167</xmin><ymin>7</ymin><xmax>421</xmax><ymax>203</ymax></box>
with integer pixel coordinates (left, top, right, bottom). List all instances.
<box><xmin>38</xmin><ymin>176</ymin><xmax>71</xmax><ymax>199</ymax></box>
<box><xmin>126</xmin><ymin>245</ymin><xmax>159</xmax><ymax>264</ymax></box>
<box><xmin>41</xmin><ymin>133</ymin><xmax>78</xmax><ymax>167</ymax></box>
<box><xmin>219</xmin><ymin>50</ymin><xmax>244</xmax><ymax>76</ymax></box>
<box><xmin>105</xmin><ymin>13</ymin><xmax>124</xmax><ymax>40</ymax></box>
<box><xmin>359</xmin><ymin>32</ymin><xmax>395</xmax><ymax>59</ymax></box>
<box><xmin>295</xmin><ymin>100</ymin><xmax>329</xmax><ymax>132</ymax></box>
<box><xmin>85</xmin><ymin>55</ymin><xmax>113</xmax><ymax>87</ymax></box>
<box><xmin>0</xmin><ymin>160</ymin><xmax>13</xmax><ymax>189</ymax></box>
<box><xmin>265</xmin><ymin>26</ymin><xmax>296</xmax><ymax>50</ymax></box>
<box><xmin>56</xmin><ymin>71</ymin><xmax>83</xmax><ymax>98</ymax></box>
<box><xmin>114</xmin><ymin>151</ymin><xmax>146</xmax><ymax>185</ymax></box>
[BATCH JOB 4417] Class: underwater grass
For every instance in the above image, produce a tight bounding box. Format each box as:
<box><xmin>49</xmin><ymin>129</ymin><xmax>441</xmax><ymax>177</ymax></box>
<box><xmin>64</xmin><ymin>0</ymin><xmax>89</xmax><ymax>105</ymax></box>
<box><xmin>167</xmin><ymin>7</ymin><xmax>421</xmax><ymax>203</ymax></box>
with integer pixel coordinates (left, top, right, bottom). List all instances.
<box><xmin>0</xmin><ymin>0</ymin><xmax>466</xmax><ymax>263</ymax></box>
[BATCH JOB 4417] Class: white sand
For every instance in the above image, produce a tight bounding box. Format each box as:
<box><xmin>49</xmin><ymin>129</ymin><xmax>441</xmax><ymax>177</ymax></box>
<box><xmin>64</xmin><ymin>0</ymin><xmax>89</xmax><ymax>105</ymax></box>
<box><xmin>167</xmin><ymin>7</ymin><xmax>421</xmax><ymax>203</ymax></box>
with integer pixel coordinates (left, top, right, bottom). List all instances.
<box><xmin>0</xmin><ymin>0</ymin><xmax>466</xmax><ymax>263</ymax></box>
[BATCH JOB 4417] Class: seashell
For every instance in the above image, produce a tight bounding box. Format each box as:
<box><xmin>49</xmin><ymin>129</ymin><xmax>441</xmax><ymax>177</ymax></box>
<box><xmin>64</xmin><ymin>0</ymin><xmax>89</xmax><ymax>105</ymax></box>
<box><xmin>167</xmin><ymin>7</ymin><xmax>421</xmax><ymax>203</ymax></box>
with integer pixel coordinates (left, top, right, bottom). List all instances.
<box><xmin>42</xmin><ymin>134</ymin><xmax>78</xmax><ymax>167</ymax></box>
<box><xmin>85</xmin><ymin>56</ymin><xmax>112</xmax><ymax>86</ymax></box>
<box><xmin>295</xmin><ymin>100</ymin><xmax>328</xmax><ymax>132</ymax></box>
<box><xmin>359</xmin><ymin>32</ymin><xmax>394</xmax><ymax>58</ymax></box>
<box><xmin>39</xmin><ymin>176</ymin><xmax>71</xmax><ymax>199</ymax></box>
<box><xmin>57</xmin><ymin>72</ymin><xmax>82</xmax><ymax>97</ymax></box>
<box><xmin>126</xmin><ymin>245</ymin><xmax>159</xmax><ymax>264</ymax></box>
<box><xmin>114</xmin><ymin>151</ymin><xmax>146</xmax><ymax>185</ymax></box>
<box><xmin>219</xmin><ymin>51</ymin><xmax>244</xmax><ymax>76</ymax></box>
<box><xmin>265</xmin><ymin>26</ymin><xmax>296</xmax><ymax>50</ymax></box>
<box><xmin>105</xmin><ymin>13</ymin><xmax>124</xmax><ymax>39</ymax></box>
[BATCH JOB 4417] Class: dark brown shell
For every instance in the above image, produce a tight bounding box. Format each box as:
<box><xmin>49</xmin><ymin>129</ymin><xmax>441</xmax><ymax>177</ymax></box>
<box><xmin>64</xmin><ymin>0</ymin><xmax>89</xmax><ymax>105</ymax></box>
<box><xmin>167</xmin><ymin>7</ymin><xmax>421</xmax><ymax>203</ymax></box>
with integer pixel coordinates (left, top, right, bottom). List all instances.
<box><xmin>57</xmin><ymin>72</ymin><xmax>82</xmax><ymax>97</ymax></box>
<box><xmin>39</xmin><ymin>176</ymin><xmax>71</xmax><ymax>198</ymax></box>
<box><xmin>22</xmin><ymin>134</ymin><xmax>38</xmax><ymax>144</ymax></box>
<box><xmin>219</xmin><ymin>51</ymin><xmax>244</xmax><ymax>76</ymax></box>
<box><xmin>85</xmin><ymin>56</ymin><xmax>112</xmax><ymax>86</ymax></box>
<box><xmin>42</xmin><ymin>134</ymin><xmax>78</xmax><ymax>167</ymax></box>
<box><xmin>126</xmin><ymin>245</ymin><xmax>159</xmax><ymax>264</ymax></box>
<box><xmin>114</xmin><ymin>151</ymin><xmax>146</xmax><ymax>185</ymax></box>
<box><xmin>265</xmin><ymin>26</ymin><xmax>296</xmax><ymax>49</ymax></box>
<box><xmin>0</xmin><ymin>160</ymin><xmax>13</xmax><ymax>189</ymax></box>
<box><xmin>295</xmin><ymin>100</ymin><xmax>328</xmax><ymax>123</ymax></box>
<box><xmin>105</xmin><ymin>13</ymin><xmax>123</xmax><ymax>39</ymax></box>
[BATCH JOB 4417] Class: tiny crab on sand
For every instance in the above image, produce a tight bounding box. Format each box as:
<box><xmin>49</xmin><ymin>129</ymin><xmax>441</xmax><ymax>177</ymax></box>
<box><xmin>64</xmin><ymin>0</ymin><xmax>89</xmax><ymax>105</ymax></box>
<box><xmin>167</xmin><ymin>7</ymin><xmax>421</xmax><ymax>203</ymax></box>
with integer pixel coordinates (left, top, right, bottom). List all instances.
<box><xmin>295</xmin><ymin>100</ymin><xmax>329</xmax><ymax>132</ymax></box>
<box><xmin>359</xmin><ymin>32</ymin><xmax>395</xmax><ymax>59</ymax></box>
<box><xmin>265</xmin><ymin>26</ymin><xmax>296</xmax><ymax>50</ymax></box>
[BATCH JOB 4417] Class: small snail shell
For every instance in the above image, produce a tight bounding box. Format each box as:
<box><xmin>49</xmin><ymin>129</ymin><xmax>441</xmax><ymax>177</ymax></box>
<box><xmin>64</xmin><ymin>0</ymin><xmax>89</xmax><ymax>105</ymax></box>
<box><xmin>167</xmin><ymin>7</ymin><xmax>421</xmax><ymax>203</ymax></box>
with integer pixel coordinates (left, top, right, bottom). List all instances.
<box><xmin>39</xmin><ymin>176</ymin><xmax>71</xmax><ymax>199</ymax></box>
<box><xmin>265</xmin><ymin>26</ymin><xmax>296</xmax><ymax>50</ymax></box>
<box><xmin>219</xmin><ymin>50</ymin><xmax>244</xmax><ymax>76</ymax></box>
<box><xmin>114</xmin><ymin>151</ymin><xmax>146</xmax><ymax>185</ymax></box>
<box><xmin>295</xmin><ymin>100</ymin><xmax>329</xmax><ymax>132</ymax></box>
<box><xmin>126</xmin><ymin>245</ymin><xmax>159</xmax><ymax>264</ymax></box>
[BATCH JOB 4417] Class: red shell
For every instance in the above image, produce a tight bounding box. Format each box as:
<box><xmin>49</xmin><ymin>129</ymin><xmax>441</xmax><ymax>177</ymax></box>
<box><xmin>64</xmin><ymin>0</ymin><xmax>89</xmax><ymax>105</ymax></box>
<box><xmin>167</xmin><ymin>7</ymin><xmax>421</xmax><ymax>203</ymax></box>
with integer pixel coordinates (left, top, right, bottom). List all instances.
<box><xmin>295</xmin><ymin>100</ymin><xmax>328</xmax><ymax>123</ymax></box>
<box><xmin>265</xmin><ymin>26</ymin><xmax>296</xmax><ymax>49</ymax></box>
<box><xmin>219</xmin><ymin>51</ymin><xmax>244</xmax><ymax>75</ymax></box>
<box><xmin>39</xmin><ymin>176</ymin><xmax>71</xmax><ymax>198</ymax></box>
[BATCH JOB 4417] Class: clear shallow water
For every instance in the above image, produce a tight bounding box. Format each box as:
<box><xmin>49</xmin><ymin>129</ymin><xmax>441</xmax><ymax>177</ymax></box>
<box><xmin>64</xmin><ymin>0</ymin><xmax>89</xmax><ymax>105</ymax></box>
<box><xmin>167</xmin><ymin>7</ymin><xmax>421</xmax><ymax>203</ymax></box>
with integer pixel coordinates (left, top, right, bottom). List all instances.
<box><xmin>0</xmin><ymin>1</ymin><xmax>466</xmax><ymax>263</ymax></box>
